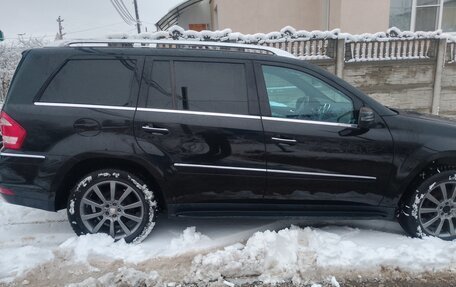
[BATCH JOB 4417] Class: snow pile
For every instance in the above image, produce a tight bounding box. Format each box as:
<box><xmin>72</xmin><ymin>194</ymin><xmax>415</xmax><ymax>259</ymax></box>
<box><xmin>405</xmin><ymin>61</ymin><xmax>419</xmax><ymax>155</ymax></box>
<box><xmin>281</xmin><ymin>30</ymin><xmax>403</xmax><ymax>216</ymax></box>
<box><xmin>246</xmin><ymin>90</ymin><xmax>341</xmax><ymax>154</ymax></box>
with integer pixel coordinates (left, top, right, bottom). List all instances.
<box><xmin>0</xmin><ymin>245</ymin><xmax>54</xmax><ymax>283</ymax></box>
<box><xmin>1</xmin><ymin>197</ymin><xmax>456</xmax><ymax>285</ymax></box>
<box><xmin>190</xmin><ymin>225</ymin><xmax>456</xmax><ymax>284</ymax></box>
<box><xmin>59</xmin><ymin>226</ymin><xmax>212</xmax><ymax>264</ymax></box>
<box><xmin>66</xmin><ymin>267</ymin><xmax>159</xmax><ymax>287</ymax></box>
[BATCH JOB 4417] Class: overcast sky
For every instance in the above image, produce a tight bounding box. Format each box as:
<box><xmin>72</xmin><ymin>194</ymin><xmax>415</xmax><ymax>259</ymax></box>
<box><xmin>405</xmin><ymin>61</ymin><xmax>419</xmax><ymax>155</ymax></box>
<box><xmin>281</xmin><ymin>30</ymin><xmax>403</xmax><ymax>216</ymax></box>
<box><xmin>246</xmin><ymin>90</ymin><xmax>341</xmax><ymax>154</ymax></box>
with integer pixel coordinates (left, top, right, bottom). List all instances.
<box><xmin>0</xmin><ymin>0</ymin><xmax>183</xmax><ymax>40</ymax></box>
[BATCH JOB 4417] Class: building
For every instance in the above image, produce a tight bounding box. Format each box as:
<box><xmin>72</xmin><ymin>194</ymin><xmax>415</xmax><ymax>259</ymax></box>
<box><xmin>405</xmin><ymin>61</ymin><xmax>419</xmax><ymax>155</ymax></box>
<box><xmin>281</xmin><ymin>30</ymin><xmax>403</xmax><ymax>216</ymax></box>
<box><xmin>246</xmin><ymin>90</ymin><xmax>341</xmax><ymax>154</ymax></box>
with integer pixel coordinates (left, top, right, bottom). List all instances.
<box><xmin>156</xmin><ymin>0</ymin><xmax>456</xmax><ymax>34</ymax></box>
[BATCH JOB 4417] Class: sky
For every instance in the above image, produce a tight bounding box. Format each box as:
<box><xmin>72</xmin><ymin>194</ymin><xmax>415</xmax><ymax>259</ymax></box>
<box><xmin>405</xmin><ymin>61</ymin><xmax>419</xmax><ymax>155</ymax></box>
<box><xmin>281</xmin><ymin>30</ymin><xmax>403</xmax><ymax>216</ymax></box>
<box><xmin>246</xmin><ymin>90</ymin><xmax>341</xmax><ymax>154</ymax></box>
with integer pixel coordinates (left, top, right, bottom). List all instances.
<box><xmin>0</xmin><ymin>0</ymin><xmax>183</xmax><ymax>40</ymax></box>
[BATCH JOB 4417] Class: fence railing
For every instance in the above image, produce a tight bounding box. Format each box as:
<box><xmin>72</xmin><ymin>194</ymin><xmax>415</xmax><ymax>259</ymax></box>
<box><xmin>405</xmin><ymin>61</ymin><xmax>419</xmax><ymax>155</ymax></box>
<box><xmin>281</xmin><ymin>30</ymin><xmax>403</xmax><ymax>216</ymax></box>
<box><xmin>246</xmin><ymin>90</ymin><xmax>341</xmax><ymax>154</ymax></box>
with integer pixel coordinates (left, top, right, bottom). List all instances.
<box><xmin>113</xmin><ymin>26</ymin><xmax>452</xmax><ymax>63</ymax></box>
<box><xmin>260</xmin><ymin>39</ymin><xmax>336</xmax><ymax>60</ymax></box>
<box><xmin>345</xmin><ymin>39</ymin><xmax>437</xmax><ymax>62</ymax></box>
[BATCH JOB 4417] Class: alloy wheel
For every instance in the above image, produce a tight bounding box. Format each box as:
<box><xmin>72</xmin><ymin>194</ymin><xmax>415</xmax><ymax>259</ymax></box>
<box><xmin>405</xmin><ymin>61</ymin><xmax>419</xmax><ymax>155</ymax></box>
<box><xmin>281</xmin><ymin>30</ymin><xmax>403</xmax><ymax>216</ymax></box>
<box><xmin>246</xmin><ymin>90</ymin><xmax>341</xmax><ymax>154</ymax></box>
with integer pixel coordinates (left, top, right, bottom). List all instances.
<box><xmin>79</xmin><ymin>180</ymin><xmax>144</xmax><ymax>240</ymax></box>
<box><xmin>419</xmin><ymin>181</ymin><xmax>456</xmax><ymax>238</ymax></box>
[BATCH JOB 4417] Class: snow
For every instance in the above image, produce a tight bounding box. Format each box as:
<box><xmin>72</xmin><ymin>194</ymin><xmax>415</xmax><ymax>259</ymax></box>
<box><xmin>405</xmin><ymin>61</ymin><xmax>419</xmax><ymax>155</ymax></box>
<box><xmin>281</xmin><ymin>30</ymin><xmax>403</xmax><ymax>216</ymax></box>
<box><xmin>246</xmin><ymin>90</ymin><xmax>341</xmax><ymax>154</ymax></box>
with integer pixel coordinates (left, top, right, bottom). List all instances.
<box><xmin>191</xmin><ymin>225</ymin><xmax>456</xmax><ymax>284</ymax></box>
<box><xmin>66</xmin><ymin>267</ymin><xmax>159</xmax><ymax>287</ymax></box>
<box><xmin>341</xmin><ymin>27</ymin><xmax>444</xmax><ymax>43</ymax></box>
<box><xmin>108</xmin><ymin>25</ymin><xmax>452</xmax><ymax>44</ymax></box>
<box><xmin>108</xmin><ymin>25</ymin><xmax>340</xmax><ymax>44</ymax></box>
<box><xmin>1</xmin><ymin>197</ymin><xmax>456</xmax><ymax>285</ymax></box>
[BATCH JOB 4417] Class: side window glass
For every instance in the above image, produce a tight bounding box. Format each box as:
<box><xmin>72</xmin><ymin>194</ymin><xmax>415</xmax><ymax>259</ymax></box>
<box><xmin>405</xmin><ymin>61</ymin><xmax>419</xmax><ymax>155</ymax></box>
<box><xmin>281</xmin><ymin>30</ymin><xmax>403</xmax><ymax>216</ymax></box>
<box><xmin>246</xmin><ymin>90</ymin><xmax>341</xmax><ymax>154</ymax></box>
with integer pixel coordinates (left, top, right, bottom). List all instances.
<box><xmin>41</xmin><ymin>59</ymin><xmax>136</xmax><ymax>106</ymax></box>
<box><xmin>145</xmin><ymin>61</ymin><xmax>173</xmax><ymax>109</ymax></box>
<box><xmin>262</xmin><ymin>66</ymin><xmax>356</xmax><ymax>124</ymax></box>
<box><xmin>174</xmin><ymin>61</ymin><xmax>249</xmax><ymax>114</ymax></box>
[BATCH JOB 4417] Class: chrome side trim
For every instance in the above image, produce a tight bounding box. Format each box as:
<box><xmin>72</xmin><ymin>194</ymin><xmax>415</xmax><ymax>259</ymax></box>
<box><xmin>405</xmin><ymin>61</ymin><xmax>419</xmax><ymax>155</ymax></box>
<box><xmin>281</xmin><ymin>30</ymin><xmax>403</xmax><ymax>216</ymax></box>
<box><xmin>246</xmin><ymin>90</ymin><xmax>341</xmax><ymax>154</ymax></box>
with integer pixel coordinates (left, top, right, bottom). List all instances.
<box><xmin>174</xmin><ymin>163</ymin><xmax>376</xmax><ymax>180</ymax></box>
<box><xmin>261</xmin><ymin>116</ymin><xmax>357</xmax><ymax>128</ymax></box>
<box><xmin>0</xmin><ymin>152</ymin><xmax>46</xmax><ymax>159</ymax></box>
<box><xmin>267</xmin><ymin>168</ymin><xmax>376</xmax><ymax>180</ymax></box>
<box><xmin>34</xmin><ymin>102</ymin><xmax>136</xmax><ymax>111</ymax></box>
<box><xmin>137</xmin><ymin>108</ymin><xmax>261</xmax><ymax>120</ymax></box>
<box><xmin>174</xmin><ymin>163</ymin><xmax>266</xmax><ymax>173</ymax></box>
<box><xmin>271</xmin><ymin>137</ymin><xmax>297</xmax><ymax>143</ymax></box>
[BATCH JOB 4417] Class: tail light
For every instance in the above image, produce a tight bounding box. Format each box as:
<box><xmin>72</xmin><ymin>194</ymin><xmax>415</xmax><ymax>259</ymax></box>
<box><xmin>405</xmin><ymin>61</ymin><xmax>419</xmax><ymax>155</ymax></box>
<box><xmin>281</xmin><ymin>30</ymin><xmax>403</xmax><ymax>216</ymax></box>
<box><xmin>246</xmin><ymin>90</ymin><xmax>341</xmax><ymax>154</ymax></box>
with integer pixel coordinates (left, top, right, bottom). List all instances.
<box><xmin>0</xmin><ymin>111</ymin><xmax>26</xmax><ymax>150</ymax></box>
<box><xmin>0</xmin><ymin>186</ymin><xmax>14</xmax><ymax>195</ymax></box>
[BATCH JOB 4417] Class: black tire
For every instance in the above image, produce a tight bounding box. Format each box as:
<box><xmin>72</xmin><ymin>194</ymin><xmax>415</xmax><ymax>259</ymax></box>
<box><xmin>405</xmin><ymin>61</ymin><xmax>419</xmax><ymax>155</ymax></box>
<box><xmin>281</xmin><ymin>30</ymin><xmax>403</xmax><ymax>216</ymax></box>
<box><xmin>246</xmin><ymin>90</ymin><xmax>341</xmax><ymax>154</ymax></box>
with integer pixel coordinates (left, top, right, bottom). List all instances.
<box><xmin>67</xmin><ymin>169</ymin><xmax>157</xmax><ymax>243</ymax></box>
<box><xmin>398</xmin><ymin>170</ymin><xmax>456</xmax><ymax>241</ymax></box>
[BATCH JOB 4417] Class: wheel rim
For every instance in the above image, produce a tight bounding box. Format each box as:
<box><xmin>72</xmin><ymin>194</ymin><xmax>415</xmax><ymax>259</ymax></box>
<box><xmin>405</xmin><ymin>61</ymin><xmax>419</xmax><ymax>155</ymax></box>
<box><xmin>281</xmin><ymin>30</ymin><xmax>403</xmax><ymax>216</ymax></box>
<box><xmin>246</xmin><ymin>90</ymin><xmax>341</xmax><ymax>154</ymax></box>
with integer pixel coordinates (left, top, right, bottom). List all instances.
<box><xmin>79</xmin><ymin>180</ymin><xmax>144</xmax><ymax>240</ymax></box>
<box><xmin>419</xmin><ymin>181</ymin><xmax>456</xmax><ymax>238</ymax></box>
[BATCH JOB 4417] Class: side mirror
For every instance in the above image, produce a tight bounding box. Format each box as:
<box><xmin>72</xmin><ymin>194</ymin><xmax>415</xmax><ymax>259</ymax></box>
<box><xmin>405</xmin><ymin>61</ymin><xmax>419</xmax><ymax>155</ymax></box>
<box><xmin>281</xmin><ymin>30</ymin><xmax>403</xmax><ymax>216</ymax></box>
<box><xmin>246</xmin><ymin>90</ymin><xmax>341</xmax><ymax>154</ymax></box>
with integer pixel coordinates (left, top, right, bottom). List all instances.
<box><xmin>358</xmin><ymin>107</ymin><xmax>375</xmax><ymax>129</ymax></box>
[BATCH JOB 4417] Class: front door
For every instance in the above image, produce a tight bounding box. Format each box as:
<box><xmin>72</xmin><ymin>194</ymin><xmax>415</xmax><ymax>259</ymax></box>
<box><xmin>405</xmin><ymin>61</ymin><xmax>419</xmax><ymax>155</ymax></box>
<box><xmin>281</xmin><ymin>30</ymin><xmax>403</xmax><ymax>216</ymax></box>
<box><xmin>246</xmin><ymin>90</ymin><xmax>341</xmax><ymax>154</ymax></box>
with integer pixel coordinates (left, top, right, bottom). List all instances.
<box><xmin>134</xmin><ymin>57</ymin><xmax>266</xmax><ymax>212</ymax></box>
<box><xmin>256</xmin><ymin>63</ymin><xmax>394</xmax><ymax>207</ymax></box>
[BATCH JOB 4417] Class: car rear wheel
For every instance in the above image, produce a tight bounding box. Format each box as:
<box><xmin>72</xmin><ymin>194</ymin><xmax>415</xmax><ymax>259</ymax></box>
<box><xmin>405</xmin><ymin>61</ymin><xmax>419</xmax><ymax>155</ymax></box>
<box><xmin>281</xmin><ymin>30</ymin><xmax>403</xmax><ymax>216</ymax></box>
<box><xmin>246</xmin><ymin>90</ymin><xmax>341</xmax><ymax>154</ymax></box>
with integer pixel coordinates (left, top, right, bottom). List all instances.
<box><xmin>67</xmin><ymin>169</ymin><xmax>157</xmax><ymax>243</ymax></box>
<box><xmin>399</xmin><ymin>170</ymin><xmax>456</xmax><ymax>241</ymax></box>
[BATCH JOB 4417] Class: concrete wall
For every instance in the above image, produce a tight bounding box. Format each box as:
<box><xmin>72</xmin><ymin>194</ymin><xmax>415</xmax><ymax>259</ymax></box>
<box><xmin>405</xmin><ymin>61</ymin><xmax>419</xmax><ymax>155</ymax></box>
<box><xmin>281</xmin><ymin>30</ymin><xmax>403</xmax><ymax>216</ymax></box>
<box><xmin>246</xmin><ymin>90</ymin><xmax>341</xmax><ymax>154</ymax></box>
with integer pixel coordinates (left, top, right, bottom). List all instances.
<box><xmin>440</xmin><ymin>63</ymin><xmax>456</xmax><ymax>116</ymax></box>
<box><xmin>309</xmin><ymin>60</ymin><xmax>438</xmax><ymax>115</ymax></box>
<box><xmin>344</xmin><ymin>61</ymin><xmax>435</xmax><ymax>113</ymax></box>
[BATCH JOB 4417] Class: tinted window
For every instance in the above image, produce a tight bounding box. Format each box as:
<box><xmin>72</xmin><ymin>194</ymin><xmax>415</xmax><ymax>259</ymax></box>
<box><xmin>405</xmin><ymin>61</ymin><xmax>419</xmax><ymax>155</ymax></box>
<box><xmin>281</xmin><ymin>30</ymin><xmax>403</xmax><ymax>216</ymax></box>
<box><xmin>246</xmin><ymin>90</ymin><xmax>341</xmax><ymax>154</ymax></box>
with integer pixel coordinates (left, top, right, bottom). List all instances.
<box><xmin>174</xmin><ymin>61</ymin><xmax>248</xmax><ymax>114</ymax></box>
<box><xmin>41</xmin><ymin>59</ymin><xmax>136</xmax><ymax>106</ymax></box>
<box><xmin>262</xmin><ymin>66</ymin><xmax>356</xmax><ymax>124</ymax></box>
<box><xmin>145</xmin><ymin>61</ymin><xmax>173</xmax><ymax>109</ymax></box>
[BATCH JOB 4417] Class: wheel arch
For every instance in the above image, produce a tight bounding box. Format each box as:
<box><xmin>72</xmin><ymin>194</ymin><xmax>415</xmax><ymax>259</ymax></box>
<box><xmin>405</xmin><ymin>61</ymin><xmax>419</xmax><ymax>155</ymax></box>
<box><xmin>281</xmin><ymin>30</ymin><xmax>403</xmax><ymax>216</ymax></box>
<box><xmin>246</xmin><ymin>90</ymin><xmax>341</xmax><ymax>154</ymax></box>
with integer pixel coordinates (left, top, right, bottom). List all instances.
<box><xmin>52</xmin><ymin>154</ymin><xmax>168</xmax><ymax>212</ymax></box>
<box><xmin>397</xmin><ymin>151</ymin><xmax>456</xmax><ymax>207</ymax></box>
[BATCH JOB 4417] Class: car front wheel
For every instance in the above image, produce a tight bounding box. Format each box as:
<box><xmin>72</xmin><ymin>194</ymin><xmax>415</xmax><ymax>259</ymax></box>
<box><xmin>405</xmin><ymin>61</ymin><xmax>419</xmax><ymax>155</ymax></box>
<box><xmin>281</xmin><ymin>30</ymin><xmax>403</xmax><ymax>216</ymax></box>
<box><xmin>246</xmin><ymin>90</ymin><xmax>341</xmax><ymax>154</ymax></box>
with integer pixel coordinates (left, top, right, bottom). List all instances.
<box><xmin>67</xmin><ymin>169</ymin><xmax>157</xmax><ymax>243</ymax></box>
<box><xmin>399</xmin><ymin>170</ymin><xmax>456</xmax><ymax>241</ymax></box>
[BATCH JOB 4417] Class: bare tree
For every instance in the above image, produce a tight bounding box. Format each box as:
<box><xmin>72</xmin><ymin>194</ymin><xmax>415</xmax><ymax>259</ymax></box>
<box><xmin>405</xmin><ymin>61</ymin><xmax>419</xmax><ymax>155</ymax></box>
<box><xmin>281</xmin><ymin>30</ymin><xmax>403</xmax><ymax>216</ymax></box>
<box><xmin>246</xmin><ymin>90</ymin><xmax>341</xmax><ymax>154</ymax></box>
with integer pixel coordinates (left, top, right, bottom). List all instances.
<box><xmin>0</xmin><ymin>37</ymin><xmax>46</xmax><ymax>102</ymax></box>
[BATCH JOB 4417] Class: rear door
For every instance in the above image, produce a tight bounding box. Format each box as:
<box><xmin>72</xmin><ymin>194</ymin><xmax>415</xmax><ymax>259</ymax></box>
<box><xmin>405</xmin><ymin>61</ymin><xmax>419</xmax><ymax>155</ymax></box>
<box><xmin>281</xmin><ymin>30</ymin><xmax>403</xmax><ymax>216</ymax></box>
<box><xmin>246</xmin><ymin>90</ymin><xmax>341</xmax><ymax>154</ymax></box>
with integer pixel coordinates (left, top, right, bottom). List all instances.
<box><xmin>134</xmin><ymin>57</ymin><xmax>266</xmax><ymax>211</ymax></box>
<box><xmin>256</xmin><ymin>62</ymin><xmax>394</xmax><ymax>207</ymax></box>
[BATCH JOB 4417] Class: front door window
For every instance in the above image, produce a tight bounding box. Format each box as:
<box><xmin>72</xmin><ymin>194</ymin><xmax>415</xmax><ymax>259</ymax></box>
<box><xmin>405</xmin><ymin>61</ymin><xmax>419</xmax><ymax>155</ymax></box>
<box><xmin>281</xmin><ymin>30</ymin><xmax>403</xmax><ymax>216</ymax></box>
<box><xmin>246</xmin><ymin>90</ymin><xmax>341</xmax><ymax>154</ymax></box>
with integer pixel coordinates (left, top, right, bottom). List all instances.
<box><xmin>262</xmin><ymin>65</ymin><xmax>356</xmax><ymax>125</ymax></box>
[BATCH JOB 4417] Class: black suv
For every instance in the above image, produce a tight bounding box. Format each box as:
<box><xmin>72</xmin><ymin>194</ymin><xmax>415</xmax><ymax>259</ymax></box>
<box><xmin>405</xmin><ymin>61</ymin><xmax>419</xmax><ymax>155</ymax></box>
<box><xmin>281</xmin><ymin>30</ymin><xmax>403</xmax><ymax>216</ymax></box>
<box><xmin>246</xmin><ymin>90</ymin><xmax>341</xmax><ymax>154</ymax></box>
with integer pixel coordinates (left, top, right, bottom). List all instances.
<box><xmin>1</xmin><ymin>41</ymin><xmax>456</xmax><ymax>243</ymax></box>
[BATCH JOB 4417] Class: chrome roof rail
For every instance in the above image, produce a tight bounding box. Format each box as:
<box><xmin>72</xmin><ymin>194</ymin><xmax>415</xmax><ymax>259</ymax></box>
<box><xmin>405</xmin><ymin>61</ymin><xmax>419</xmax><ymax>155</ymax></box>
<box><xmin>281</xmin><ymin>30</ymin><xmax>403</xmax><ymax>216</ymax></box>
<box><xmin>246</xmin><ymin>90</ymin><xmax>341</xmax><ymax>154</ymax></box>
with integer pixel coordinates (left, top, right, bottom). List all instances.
<box><xmin>50</xmin><ymin>39</ymin><xmax>296</xmax><ymax>58</ymax></box>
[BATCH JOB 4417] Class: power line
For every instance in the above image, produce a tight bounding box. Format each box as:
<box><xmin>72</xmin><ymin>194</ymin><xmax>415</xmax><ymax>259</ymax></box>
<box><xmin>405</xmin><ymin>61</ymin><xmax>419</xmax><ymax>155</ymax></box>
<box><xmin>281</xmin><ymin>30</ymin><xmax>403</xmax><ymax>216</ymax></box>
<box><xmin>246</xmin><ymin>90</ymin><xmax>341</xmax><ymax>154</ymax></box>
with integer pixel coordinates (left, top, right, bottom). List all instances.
<box><xmin>109</xmin><ymin>0</ymin><xmax>141</xmax><ymax>34</ymax></box>
<box><xmin>114</xmin><ymin>0</ymin><xmax>136</xmax><ymax>23</ymax></box>
<box><xmin>116</xmin><ymin>0</ymin><xmax>137</xmax><ymax>22</ymax></box>
<box><xmin>110</xmin><ymin>0</ymin><xmax>135</xmax><ymax>25</ymax></box>
<box><xmin>65</xmin><ymin>22</ymin><xmax>126</xmax><ymax>35</ymax></box>
<box><xmin>110</xmin><ymin>0</ymin><xmax>132</xmax><ymax>25</ymax></box>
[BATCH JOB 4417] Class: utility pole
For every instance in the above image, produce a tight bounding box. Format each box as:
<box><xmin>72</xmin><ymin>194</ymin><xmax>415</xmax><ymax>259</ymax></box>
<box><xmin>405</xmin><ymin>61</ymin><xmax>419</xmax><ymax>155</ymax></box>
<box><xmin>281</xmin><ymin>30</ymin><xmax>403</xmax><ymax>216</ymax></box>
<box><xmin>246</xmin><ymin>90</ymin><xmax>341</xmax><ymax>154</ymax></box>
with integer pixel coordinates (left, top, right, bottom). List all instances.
<box><xmin>56</xmin><ymin>16</ymin><xmax>65</xmax><ymax>40</ymax></box>
<box><xmin>133</xmin><ymin>0</ymin><xmax>141</xmax><ymax>34</ymax></box>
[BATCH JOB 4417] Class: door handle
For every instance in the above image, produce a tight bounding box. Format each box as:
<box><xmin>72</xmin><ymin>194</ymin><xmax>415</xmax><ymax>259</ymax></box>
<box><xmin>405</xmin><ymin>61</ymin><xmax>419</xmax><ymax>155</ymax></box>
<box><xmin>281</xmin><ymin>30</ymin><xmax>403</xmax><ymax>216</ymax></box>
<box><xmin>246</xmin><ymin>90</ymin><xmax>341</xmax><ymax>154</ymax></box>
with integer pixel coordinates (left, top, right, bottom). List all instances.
<box><xmin>271</xmin><ymin>137</ymin><xmax>297</xmax><ymax>144</ymax></box>
<box><xmin>142</xmin><ymin>125</ymin><xmax>169</xmax><ymax>135</ymax></box>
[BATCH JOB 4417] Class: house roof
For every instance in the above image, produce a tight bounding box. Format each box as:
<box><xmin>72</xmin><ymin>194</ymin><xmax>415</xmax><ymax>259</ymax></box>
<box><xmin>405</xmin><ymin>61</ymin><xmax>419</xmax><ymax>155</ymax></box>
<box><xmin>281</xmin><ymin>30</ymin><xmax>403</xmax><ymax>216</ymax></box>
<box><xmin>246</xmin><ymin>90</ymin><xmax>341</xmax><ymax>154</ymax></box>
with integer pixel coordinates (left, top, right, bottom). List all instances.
<box><xmin>156</xmin><ymin>0</ymin><xmax>205</xmax><ymax>31</ymax></box>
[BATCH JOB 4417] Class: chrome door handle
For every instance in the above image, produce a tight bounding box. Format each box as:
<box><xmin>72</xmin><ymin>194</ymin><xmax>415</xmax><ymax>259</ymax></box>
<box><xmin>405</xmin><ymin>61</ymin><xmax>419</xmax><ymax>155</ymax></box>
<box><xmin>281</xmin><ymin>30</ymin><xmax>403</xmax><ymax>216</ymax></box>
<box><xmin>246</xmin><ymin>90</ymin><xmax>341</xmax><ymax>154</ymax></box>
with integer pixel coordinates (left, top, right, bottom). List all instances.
<box><xmin>142</xmin><ymin>125</ymin><xmax>169</xmax><ymax>135</ymax></box>
<box><xmin>271</xmin><ymin>137</ymin><xmax>297</xmax><ymax>144</ymax></box>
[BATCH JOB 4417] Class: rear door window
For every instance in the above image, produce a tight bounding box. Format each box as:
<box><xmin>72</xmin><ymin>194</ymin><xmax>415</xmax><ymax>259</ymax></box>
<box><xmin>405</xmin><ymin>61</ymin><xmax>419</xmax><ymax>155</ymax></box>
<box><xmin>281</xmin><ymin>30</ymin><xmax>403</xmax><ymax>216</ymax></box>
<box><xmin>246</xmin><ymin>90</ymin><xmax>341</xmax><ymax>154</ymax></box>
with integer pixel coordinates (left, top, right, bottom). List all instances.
<box><xmin>173</xmin><ymin>61</ymin><xmax>249</xmax><ymax>114</ymax></box>
<box><xmin>40</xmin><ymin>59</ymin><xmax>136</xmax><ymax>106</ymax></box>
<box><xmin>145</xmin><ymin>60</ymin><xmax>173</xmax><ymax>109</ymax></box>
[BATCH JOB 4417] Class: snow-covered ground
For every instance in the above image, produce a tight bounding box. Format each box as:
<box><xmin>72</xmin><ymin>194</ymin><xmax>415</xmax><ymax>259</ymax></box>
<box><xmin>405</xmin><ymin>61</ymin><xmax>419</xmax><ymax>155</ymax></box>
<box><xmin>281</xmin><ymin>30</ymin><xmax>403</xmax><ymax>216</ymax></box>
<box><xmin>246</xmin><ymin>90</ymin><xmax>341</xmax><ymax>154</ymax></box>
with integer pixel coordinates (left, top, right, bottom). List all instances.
<box><xmin>1</xmin><ymin>198</ymin><xmax>456</xmax><ymax>287</ymax></box>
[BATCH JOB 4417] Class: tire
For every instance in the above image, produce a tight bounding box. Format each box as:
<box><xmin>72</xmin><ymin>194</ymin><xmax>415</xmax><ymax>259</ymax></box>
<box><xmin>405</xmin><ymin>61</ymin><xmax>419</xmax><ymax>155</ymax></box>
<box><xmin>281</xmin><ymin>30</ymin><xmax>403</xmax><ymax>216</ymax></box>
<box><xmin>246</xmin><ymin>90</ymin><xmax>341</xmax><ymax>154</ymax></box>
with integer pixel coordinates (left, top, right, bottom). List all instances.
<box><xmin>67</xmin><ymin>169</ymin><xmax>157</xmax><ymax>243</ymax></box>
<box><xmin>398</xmin><ymin>170</ymin><xmax>456</xmax><ymax>241</ymax></box>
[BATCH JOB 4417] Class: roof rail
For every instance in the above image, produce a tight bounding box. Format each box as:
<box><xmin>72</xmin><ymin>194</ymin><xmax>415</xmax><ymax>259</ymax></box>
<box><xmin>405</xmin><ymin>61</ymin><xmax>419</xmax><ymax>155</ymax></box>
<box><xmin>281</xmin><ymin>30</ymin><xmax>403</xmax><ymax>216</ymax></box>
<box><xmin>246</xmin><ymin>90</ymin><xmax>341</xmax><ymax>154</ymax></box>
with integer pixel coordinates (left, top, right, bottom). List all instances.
<box><xmin>51</xmin><ymin>39</ymin><xmax>296</xmax><ymax>58</ymax></box>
